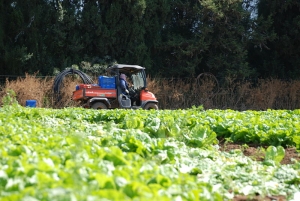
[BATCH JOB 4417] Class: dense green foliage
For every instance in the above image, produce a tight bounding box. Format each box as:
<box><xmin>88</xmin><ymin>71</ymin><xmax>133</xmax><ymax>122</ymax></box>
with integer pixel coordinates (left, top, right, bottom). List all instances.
<box><xmin>0</xmin><ymin>0</ymin><xmax>299</xmax><ymax>79</ymax></box>
<box><xmin>0</xmin><ymin>105</ymin><xmax>300</xmax><ymax>200</ymax></box>
<box><xmin>250</xmin><ymin>0</ymin><xmax>300</xmax><ymax>79</ymax></box>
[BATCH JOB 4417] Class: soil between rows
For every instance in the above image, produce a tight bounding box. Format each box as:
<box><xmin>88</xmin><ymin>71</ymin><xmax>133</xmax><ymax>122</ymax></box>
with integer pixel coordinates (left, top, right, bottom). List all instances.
<box><xmin>219</xmin><ymin>140</ymin><xmax>300</xmax><ymax>165</ymax></box>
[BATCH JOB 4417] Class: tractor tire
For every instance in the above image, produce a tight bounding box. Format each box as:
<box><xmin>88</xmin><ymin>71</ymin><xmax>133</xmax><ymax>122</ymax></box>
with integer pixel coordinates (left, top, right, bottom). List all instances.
<box><xmin>144</xmin><ymin>103</ymin><xmax>158</xmax><ymax>110</ymax></box>
<box><xmin>91</xmin><ymin>102</ymin><xmax>107</xmax><ymax>110</ymax></box>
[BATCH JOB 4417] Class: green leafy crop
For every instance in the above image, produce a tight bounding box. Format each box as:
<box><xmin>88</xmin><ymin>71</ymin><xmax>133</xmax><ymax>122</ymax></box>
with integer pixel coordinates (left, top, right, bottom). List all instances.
<box><xmin>0</xmin><ymin>105</ymin><xmax>299</xmax><ymax>200</ymax></box>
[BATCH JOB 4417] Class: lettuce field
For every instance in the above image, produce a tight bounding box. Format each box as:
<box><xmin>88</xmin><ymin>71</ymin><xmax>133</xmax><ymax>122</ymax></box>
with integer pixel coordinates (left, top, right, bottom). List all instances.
<box><xmin>0</xmin><ymin>104</ymin><xmax>300</xmax><ymax>201</ymax></box>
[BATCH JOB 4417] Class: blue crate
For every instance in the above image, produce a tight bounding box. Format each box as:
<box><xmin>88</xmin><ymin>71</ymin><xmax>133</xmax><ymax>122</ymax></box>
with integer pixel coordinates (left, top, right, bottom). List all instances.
<box><xmin>26</xmin><ymin>100</ymin><xmax>37</xmax><ymax>107</ymax></box>
<box><xmin>99</xmin><ymin>76</ymin><xmax>116</xmax><ymax>89</ymax></box>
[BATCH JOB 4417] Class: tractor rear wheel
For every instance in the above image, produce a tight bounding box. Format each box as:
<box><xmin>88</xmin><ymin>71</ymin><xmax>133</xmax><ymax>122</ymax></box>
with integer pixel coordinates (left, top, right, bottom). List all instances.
<box><xmin>91</xmin><ymin>102</ymin><xmax>107</xmax><ymax>109</ymax></box>
<box><xmin>144</xmin><ymin>103</ymin><xmax>158</xmax><ymax>110</ymax></box>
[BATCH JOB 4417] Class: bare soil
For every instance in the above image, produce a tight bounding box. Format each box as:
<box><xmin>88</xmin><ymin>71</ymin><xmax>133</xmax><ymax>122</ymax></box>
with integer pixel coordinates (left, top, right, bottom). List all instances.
<box><xmin>219</xmin><ymin>140</ymin><xmax>300</xmax><ymax>165</ymax></box>
<box><xmin>218</xmin><ymin>139</ymin><xmax>300</xmax><ymax>201</ymax></box>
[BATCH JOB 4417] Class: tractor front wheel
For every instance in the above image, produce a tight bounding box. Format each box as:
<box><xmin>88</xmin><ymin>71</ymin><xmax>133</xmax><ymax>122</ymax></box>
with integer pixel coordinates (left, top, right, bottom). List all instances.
<box><xmin>144</xmin><ymin>103</ymin><xmax>158</xmax><ymax>110</ymax></box>
<box><xmin>91</xmin><ymin>102</ymin><xmax>107</xmax><ymax>110</ymax></box>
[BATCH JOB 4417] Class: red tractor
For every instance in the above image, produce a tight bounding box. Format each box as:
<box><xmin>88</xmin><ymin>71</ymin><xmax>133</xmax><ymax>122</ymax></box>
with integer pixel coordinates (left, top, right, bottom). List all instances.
<box><xmin>72</xmin><ymin>64</ymin><xmax>158</xmax><ymax>110</ymax></box>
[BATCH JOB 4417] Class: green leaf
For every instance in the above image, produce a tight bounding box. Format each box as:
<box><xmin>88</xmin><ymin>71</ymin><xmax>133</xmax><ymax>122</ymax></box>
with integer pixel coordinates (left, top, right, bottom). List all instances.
<box><xmin>125</xmin><ymin>116</ymin><xmax>144</xmax><ymax>129</ymax></box>
<box><xmin>103</xmin><ymin>147</ymin><xmax>129</xmax><ymax>166</ymax></box>
<box><xmin>293</xmin><ymin>135</ymin><xmax>300</xmax><ymax>150</ymax></box>
<box><xmin>184</xmin><ymin>125</ymin><xmax>217</xmax><ymax>148</ymax></box>
<box><xmin>263</xmin><ymin>146</ymin><xmax>285</xmax><ymax>166</ymax></box>
<box><xmin>123</xmin><ymin>182</ymin><xmax>152</xmax><ymax>198</ymax></box>
<box><xmin>94</xmin><ymin>173</ymin><xmax>116</xmax><ymax>189</ymax></box>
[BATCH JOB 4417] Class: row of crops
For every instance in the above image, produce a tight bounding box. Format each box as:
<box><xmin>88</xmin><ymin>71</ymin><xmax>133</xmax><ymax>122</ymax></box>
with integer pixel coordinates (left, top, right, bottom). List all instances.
<box><xmin>0</xmin><ymin>104</ymin><xmax>299</xmax><ymax>200</ymax></box>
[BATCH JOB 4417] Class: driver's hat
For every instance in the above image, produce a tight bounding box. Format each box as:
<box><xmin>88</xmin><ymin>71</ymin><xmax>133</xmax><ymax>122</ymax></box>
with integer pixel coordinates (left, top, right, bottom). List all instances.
<box><xmin>120</xmin><ymin>74</ymin><xmax>126</xmax><ymax>79</ymax></box>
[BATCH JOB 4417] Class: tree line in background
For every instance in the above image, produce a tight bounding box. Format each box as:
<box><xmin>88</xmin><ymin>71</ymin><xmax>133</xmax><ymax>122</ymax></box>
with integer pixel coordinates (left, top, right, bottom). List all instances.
<box><xmin>0</xmin><ymin>0</ymin><xmax>299</xmax><ymax>80</ymax></box>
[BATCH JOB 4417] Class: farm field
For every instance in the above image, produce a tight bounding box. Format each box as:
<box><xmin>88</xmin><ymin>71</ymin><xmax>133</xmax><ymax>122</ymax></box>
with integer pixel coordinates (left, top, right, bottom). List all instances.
<box><xmin>0</xmin><ymin>104</ymin><xmax>300</xmax><ymax>201</ymax></box>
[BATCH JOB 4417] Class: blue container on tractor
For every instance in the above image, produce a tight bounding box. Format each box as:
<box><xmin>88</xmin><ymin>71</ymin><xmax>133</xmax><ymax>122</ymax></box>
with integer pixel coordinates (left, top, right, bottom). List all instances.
<box><xmin>99</xmin><ymin>76</ymin><xmax>116</xmax><ymax>89</ymax></box>
<box><xmin>26</xmin><ymin>100</ymin><xmax>37</xmax><ymax>107</ymax></box>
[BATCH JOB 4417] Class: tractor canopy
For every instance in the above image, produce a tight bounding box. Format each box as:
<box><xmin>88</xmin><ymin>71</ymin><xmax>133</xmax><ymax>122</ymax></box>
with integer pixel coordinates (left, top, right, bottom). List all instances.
<box><xmin>106</xmin><ymin>64</ymin><xmax>145</xmax><ymax>74</ymax></box>
<box><xmin>106</xmin><ymin>64</ymin><xmax>147</xmax><ymax>90</ymax></box>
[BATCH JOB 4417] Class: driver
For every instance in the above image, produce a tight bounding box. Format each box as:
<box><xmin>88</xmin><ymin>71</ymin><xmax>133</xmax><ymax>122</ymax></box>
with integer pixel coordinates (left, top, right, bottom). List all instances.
<box><xmin>119</xmin><ymin>74</ymin><xmax>138</xmax><ymax>105</ymax></box>
<box><xmin>119</xmin><ymin>74</ymin><xmax>129</xmax><ymax>95</ymax></box>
